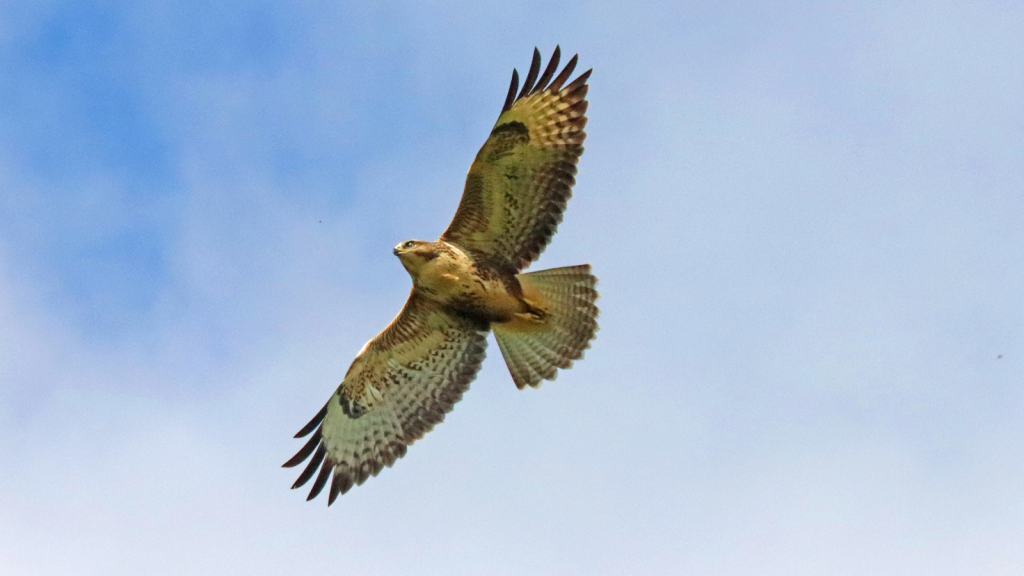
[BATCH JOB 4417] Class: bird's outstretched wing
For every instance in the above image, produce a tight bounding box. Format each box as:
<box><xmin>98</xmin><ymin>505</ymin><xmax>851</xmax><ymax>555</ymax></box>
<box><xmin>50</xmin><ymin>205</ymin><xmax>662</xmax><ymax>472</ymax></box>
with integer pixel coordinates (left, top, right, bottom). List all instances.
<box><xmin>442</xmin><ymin>46</ymin><xmax>590</xmax><ymax>272</ymax></box>
<box><xmin>283</xmin><ymin>293</ymin><xmax>488</xmax><ymax>505</ymax></box>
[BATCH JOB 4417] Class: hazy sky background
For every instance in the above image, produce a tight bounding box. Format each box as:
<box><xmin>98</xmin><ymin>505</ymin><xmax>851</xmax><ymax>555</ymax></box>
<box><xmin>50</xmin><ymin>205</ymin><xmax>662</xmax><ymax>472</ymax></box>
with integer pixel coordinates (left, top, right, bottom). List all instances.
<box><xmin>1</xmin><ymin>1</ymin><xmax>1022</xmax><ymax>574</ymax></box>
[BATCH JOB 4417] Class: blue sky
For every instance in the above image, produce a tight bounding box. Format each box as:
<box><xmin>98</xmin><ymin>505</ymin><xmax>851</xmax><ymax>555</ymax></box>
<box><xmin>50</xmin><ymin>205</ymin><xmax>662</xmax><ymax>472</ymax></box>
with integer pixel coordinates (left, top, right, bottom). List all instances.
<box><xmin>1</xmin><ymin>1</ymin><xmax>1023</xmax><ymax>574</ymax></box>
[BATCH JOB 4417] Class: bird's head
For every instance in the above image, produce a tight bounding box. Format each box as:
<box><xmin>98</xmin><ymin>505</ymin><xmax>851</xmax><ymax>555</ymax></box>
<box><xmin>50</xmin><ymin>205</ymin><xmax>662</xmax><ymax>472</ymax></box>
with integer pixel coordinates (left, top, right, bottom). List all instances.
<box><xmin>393</xmin><ymin>239</ymin><xmax>436</xmax><ymax>278</ymax></box>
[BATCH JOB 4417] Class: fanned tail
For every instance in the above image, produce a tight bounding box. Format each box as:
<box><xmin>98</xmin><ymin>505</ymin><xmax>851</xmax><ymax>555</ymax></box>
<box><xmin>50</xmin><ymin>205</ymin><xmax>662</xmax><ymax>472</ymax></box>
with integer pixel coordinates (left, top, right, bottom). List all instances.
<box><xmin>492</xmin><ymin>265</ymin><xmax>599</xmax><ymax>389</ymax></box>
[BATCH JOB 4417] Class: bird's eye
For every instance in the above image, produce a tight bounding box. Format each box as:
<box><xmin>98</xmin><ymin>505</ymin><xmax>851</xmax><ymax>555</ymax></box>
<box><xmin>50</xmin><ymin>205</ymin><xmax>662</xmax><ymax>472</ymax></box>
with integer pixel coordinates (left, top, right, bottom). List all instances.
<box><xmin>403</xmin><ymin>241</ymin><xmax>416</xmax><ymax>249</ymax></box>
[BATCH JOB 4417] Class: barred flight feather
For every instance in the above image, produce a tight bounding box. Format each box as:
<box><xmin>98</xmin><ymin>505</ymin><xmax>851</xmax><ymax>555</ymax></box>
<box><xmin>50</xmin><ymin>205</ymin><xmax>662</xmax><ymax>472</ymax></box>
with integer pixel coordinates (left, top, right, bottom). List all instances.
<box><xmin>445</xmin><ymin>47</ymin><xmax>591</xmax><ymax>271</ymax></box>
<box><xmin>283</xmin><ymin>294</ymin><xmax>487</xmax><ymax>505</ymax></box>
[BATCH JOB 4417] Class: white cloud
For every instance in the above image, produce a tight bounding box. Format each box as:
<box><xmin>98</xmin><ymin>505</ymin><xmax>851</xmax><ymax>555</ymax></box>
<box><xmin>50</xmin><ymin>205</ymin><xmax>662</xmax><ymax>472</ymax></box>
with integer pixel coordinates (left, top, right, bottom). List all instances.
<box><xmin>2</xmin><ymin>1</ymin><xmax>1024</xmax><ymax>574</ymax></box>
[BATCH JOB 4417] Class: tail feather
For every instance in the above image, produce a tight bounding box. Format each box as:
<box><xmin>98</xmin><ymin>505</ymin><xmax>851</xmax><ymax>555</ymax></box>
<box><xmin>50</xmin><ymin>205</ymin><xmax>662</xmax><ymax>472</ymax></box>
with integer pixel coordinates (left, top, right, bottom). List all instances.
<box><xmin>492</xmin><ymin>264</ymin><xmax>599</xmax><ymax>389</ymax></box>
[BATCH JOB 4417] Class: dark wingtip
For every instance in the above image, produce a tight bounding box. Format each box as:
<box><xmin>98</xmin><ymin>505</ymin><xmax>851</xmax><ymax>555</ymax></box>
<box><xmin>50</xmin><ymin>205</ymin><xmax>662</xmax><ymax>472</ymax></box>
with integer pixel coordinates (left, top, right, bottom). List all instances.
<box><xmin>565</xmin><ymin>68</ymin><xmax>593</xmax><ymax>93</ymax></box>
<box><xmin>327</xmin><ymin>472</ymin><xmax>351</xmax><ymax>506</ymax></box>
<box><xmin>502</xmin><ymin>68</ymin><xmax>520</xmax><ymax>112</ymax></box>
<box><xmin>549</xmin><ymin>54</ymin><xmax>579</xmax><ymax>91</ymax></box>
<box><xmin>282</xmin><ymin>428</ymin><xmax>323</xmax><ymax>468</ymax></box>
<box><xmin>291</xmin><ymin>444</ymin><xmax>326</xmax><ymax>489</ymax></box>
<box><xmin>294</xmin><ymin>403</ymin><xmax>328</xmax><ymax>438</ymax></box>
<box><xmin>517</xmin><ymin>47</ymin><xmax>542</xmax><ymax>100</ymax></box>
<box><xmin>328</xmin><ymin>474</ymin><xmax>341</xmax><ymax>506</ymax></box>
<box><xmin>306</xmin><ymin>462</ymin><xmax>332</xmax><ymax>500</ymax></box>
<box><xmin>532</xmin><ymin>45</ymin><xmax>561</xmax><ymax>95</ymax></box>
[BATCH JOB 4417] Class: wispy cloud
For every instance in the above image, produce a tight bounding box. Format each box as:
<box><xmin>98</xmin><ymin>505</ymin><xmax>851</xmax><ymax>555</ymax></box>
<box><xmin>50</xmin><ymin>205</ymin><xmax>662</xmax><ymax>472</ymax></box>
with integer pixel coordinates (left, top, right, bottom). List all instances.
<box><xmin>1</xmin><ymin>1</ymin><xmax>1023</xmax><ymax>574</ymax></box>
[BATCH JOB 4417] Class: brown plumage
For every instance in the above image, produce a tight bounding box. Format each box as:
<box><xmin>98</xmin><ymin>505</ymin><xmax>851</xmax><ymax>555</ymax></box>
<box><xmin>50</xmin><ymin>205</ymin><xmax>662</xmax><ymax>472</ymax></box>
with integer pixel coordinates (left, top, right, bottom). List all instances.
<box><xmin>284</xmin><ymin>47</ymin><xmax>599</xmax><ymax>505</ymax></box>
<box><xmin>444</xmin><ymin>46</ymin><xmax>590</xmax><ymax>272</ymax></box>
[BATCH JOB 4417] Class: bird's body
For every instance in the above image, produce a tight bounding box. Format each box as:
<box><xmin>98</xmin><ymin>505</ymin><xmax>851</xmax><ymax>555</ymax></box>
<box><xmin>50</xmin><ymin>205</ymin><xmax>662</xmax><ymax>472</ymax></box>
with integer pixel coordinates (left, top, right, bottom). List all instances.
<box><xmin>285</xmin><ymin>47</ymin><xmax>599</xmax><ymax>504</ymax></box>
<box><xmin>395</xmin><ymin>240</ymin><xmax>527</xmax><ymax>324</ymax></box>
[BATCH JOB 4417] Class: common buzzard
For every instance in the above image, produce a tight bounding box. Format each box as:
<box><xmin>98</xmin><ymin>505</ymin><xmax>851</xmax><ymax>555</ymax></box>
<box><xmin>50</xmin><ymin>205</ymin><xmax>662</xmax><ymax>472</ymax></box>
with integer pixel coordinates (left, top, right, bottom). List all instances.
<box><xmin>284</xmin><ymin>47</ymin><xmax>599</xmax><ymax>504</ymax></box>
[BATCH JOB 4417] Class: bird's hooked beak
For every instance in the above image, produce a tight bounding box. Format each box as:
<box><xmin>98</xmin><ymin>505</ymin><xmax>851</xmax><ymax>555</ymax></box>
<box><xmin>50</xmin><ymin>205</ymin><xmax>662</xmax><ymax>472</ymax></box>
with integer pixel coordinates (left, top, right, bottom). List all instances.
<box><xmin>393</xmin><ymin>246</ymin><xmax>401</xmax><ymax>256</ymax></box>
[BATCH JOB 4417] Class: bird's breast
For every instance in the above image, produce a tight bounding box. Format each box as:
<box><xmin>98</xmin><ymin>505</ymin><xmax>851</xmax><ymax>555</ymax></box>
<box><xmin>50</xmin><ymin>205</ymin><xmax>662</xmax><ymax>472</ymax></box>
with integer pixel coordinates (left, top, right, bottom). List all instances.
<box><xmin>414</xmin><ymin>253</ymin><xmax>523</xmax><ymax>321</ymax></box>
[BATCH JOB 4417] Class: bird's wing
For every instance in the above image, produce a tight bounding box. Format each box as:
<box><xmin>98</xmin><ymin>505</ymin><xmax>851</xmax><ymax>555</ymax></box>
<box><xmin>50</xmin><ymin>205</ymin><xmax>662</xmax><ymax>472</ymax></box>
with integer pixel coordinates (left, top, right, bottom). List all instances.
<box><xmin>283</xmin><ymin>292</ymin><xmax>488</xmax><ymax>504</ymax></box>
<box><xmin>441</xmin><ymin>46</ymin><xmax>590</xmax><ymax>272</ymax></box>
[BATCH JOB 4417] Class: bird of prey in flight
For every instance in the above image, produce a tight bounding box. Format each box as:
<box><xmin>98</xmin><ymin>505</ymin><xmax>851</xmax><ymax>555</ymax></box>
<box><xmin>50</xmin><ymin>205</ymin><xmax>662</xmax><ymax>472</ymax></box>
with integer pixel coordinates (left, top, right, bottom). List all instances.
<box><xmin>284</xmin><ymin>47</ymin><xmax>599</xmax><ymax>505</ymax></box>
